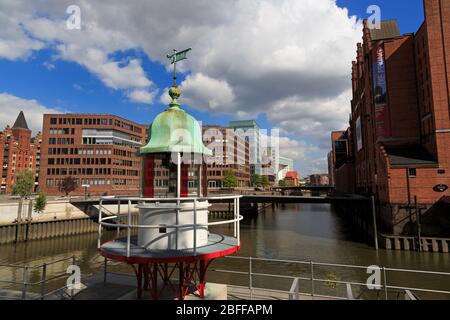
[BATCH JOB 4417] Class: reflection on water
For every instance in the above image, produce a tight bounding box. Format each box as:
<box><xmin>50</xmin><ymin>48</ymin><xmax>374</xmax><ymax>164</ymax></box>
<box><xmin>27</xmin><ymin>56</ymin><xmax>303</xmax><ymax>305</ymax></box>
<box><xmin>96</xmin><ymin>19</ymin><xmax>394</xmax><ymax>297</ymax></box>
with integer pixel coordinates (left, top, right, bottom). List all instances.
<box><xmin>1</xmin><ymin>203</ymin><xmax>449</xmax><ymax>299</ymax></box>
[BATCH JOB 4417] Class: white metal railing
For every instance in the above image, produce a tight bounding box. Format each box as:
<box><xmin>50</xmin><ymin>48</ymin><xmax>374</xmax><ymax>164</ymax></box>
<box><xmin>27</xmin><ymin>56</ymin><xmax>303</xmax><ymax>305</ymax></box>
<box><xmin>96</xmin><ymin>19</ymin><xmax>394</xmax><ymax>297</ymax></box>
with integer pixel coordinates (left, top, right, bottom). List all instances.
<box><xmin>0</xmin><ymin>256</ymin><xmax>77</xmax><ymax>300</ymax></box>
<box><xmin>211</xmin><ymin>256</ymin><xmax>450</xmax><ymax>300</ymax></box>
<box><xmin>97</xmin><ymin>196</ymin><xmax>243</xmax><ymax>257</ymax></box>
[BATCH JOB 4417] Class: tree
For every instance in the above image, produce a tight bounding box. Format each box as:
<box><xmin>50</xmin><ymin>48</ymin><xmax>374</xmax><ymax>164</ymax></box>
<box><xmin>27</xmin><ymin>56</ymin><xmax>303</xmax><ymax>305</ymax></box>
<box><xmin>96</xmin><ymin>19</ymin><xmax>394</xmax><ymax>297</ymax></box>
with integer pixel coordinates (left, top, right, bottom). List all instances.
<box><xmin>251</xmin><ymin>174</ymin><xmax>262</xmax><ymax>187</ymax></box>
<box><xmin>12</xmin><ymin>170</ymin><xmax>35</xmax><ymax>198</ymax></box>
<box><xmin>34</xmin><ymin>192</ymin><xmax>47</xmax><ymax>213</ymax></box>
<box><xmin>279</xmin><ymin>179</ymin><xmax>287</xmax><ymax>187</ymax></box>
<box><xmin>261</xmin><ymin>175</ymin><xmax>270</xmax><ymax>188</ymax></box>
<box><xmin>223</xmin><ymin>171</ymin><xmax>238</xmax><ymax>188</ymax></box>
<box><xmin>59</xmin><ymin>176</ymin><xmax>77</xmax><ymax>196</ymax></box>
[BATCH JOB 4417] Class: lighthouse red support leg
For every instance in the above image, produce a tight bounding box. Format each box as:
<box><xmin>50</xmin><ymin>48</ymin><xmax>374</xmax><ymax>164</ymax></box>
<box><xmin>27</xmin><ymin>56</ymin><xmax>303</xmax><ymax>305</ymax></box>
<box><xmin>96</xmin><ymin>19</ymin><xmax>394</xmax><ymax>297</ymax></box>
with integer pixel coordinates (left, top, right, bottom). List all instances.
<box><xmin>136</xmin><ymin>264</ymin><xmax>143</xmax><ymax>300</ymax></box>
<box><xmin>199</xmin><ymin>259</ymin><xmax>206</xmax><ymax>298</ymax></box>
<box><xmin>143</xmin><ymin>263</ymin><xmax>150</xmax><ymax>291</ymax></box>
<box><xmin>151</xmin><ymin>263</ymin><xmax>158</xmax><ymax>300</ymax></box>
<box><xmin>178</xmin><ymin>262</ymin><xmax>184</xmax><ymax>300</ymax></box>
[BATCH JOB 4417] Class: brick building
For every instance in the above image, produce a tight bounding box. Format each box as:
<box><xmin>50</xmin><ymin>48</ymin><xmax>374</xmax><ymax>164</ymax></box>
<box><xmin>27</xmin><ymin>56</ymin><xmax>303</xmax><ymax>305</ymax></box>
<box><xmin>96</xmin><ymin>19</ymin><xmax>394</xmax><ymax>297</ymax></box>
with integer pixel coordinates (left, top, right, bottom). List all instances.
<box><xmin>0</xmin><ymin>111</ymin><xmax>42</xmax><ymax>193</ymax></box>
<box><xmin>284</xmin><ymin>171</ymin><xmax>300</xmax><ymax>187</ymax></box>
<box><xmin>329</xmin><ymin>129</ymin><xmax>356</xmax><ymax>193</ymax></box>
<box><xmin>202</xmin><ymin>125</ymin><xmax>250</xmax><ymax>189</ymax></box>
<box><xmin>39</xmin><ymin>114</ymin><xmax>147</xmax><ymax>196</ymax></box>
<box><xmin>331</xmin><ymin>0</ymin><xmax>450</xmax><ymax>234</ymax></box>
<box><xmin>309</xmin><ymin>174</ymin><xmax>329</xmax><ymax>186</ymax></box>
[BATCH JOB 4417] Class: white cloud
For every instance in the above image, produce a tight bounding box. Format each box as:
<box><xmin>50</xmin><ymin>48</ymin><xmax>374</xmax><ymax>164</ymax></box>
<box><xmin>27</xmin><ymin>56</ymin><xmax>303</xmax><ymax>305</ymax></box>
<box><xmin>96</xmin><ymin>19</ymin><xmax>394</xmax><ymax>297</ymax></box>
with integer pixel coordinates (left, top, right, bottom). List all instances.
<box><xmin>127</xmin><ymin>88</ymin><xmax>157</xmax><ymax>104</ymax></box>
<box><xmin>0</xmin><ymin>0</ymin><xmax>361</xmax><ymax>174</ymax></box>
<box><xmin>0</xmin><ymin>10</ymin><xmax>45</xmax><ymax>60</ymax></box>
<box><xmin>0</xmin><ymin>93</ymin><xmax>62</xmax><ymax>133</ymax></box>
<box><xmin>177</xmin><ymin>73</ymin><xmax>235</xmax><ymax>112</ymax></box>
<box><xmin>278</xmin><ymin>137</ymin><xmax>321</xmax><ymax>161</ymax></box>
<box><xmin>269</xmin><ymin>89</ymin><xmax>352</xmax><ymax>142</ymax></box>
<box><xmin>0</xmin><ymin>3</ymin><xmax>154</xmax><ymax>104</ymax></box>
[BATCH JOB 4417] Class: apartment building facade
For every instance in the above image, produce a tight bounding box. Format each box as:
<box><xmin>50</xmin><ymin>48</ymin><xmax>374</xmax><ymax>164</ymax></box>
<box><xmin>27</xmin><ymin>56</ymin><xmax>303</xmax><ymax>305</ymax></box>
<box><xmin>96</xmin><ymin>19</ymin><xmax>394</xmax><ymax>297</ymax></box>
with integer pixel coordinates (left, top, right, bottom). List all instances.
<box><xmin>202</xmin><ymin>125</ymin><xmax>250</xmax><ymax>189</ymax></box>
<box><xmin>39</xmin><ymin>114</ymin><xmax>147</xmax><ymax>196</ymax></box>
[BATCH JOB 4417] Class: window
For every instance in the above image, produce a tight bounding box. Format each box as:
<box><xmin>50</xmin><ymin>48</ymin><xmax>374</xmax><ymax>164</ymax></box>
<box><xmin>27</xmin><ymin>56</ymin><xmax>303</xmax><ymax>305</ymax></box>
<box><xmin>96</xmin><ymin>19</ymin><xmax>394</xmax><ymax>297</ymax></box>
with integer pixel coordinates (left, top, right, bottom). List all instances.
<box><xmin>408</xmin><ymin>168</ymin><xmax>417</xmax><ymax>177</ymax></box>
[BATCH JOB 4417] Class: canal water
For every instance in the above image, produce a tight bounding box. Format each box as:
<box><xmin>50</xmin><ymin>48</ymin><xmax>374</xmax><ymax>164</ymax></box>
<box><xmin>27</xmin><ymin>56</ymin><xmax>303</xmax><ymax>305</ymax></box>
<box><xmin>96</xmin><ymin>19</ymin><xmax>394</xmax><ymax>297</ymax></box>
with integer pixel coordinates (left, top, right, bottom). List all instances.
<box><xmin>1</xmin><ymin>203</ymin><xmax>449</xmax><ymax>299</ymax></box>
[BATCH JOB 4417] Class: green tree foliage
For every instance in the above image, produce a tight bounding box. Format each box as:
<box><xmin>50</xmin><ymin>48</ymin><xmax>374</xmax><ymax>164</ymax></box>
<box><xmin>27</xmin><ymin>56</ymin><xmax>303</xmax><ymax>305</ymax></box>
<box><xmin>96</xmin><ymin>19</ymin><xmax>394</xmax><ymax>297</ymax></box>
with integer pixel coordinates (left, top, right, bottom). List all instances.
<box><xmin>12</xmin><ymin>170</ymin><xmax>35</xmax><ymax>198</ymax></box>
<box><xmin>223</xmin><ymin>171</ymin><xmax>238</xmax><ymax>188</ymax></box>
<box><xmin>279</xmin><ymin>179</ymin><xmax>287</xmax><ymax>187</ymax></box>
<box><xmin>34</xmin><ymin>192</ymin><xmax>47</xmax><ymax>213</ymax></box>
<box><xmin>59</xmin><ymin>176</ymin><xmax>77</xmax><ymax>196</ymax></box>
<box><xmin>251</xmin><ymin>174</ymin><xmax>262</xmax><ymax>187</ymax></box>
<box><xmin>261</xmin><ymin>175</ymin><xmax>270</xmax><ymax>188</ymax></box>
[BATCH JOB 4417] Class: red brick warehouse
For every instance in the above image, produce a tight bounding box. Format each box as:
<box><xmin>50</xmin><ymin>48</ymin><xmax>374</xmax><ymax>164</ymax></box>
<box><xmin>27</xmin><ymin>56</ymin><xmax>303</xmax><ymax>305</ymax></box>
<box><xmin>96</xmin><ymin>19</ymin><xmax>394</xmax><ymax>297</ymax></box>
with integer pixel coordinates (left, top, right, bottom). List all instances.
<box><xmin>330</xmin><ymin>0</ymin><xmax>450</xmax><ymax>235</ymax></box>
<box><xmin>0</xmin><ymin>111</ymin><xmax>42</xmax><ymax>194</ymax></box>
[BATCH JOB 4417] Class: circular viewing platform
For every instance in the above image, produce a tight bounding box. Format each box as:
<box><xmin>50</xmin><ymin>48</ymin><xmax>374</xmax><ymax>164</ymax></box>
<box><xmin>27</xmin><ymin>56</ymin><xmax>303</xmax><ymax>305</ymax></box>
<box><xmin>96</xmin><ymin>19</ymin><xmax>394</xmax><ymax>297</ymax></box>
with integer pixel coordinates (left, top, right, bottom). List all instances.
<box><xmin>97</xmin><ymin>195</ymin><xmax>243</xmax><ymax>263</ymax></box>
<box><xmin>100</xmin><ymin>234</ymin><xmax>240</xmax><ymax>264</ymax></box>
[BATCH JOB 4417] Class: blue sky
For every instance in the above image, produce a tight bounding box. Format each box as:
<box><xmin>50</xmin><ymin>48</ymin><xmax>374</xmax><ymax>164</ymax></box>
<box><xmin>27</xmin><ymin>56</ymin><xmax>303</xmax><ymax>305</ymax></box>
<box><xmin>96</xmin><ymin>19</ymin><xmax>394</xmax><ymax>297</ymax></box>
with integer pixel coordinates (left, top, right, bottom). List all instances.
<box><xmin>0</xmin><ymin>0</ymin><xmax>425</xmax><ymax>176</ymax></box>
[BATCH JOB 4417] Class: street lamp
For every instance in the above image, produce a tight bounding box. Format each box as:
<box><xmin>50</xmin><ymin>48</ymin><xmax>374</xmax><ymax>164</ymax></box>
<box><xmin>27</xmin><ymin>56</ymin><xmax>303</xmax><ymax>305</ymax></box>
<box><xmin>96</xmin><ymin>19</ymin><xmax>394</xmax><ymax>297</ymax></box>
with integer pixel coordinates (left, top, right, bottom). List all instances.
<box><xmin>82</xmin><ymin>184</ymin><xmax>90</xmax><ymax>200</ymax></box>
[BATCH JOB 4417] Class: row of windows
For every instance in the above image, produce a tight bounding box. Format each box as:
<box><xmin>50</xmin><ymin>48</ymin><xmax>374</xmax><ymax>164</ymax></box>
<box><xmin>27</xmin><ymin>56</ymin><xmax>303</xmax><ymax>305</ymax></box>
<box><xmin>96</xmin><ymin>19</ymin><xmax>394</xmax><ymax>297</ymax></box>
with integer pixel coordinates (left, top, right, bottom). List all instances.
<box><xmin>49</xmin><ymin>117</ymin><xmax>144</xmax><ymax>134</ymax></box>
<box><xmin>47</xmin><ymin>168</ymin><xmax>111</xmax><ymax>176</ymax></box>
<box><xmin>112</xmin><ymin>169</ymin><xmax>139</xmax><ymax>176</ymax></box>
<box><xmin>49</xmin><ymin>128</ymin><xmax>74</xmax><ymax>135</ymax></box>
<box><xmin>114</xmin><ymin>149</ymin><xmax>135</xmax><ymax>157</ymax></box>
<box><xmin>48</xmin><ymin>148</ymin><xmax>124</xmax><ymax>156</ymax></box>
<box><xmin>48</xmin><ymin>158</ymin><xmax>111</xmax><ymax>166</ymax></box>
<box><xmin>151</xmin><ymin>180</ymin><xmax>198</xmax><ymax>188</ymax></box>
<box><xmin>82</xmin><ymin>137</ymin><xmax>140</xmax><ymax>149</ymax></box>
<box><xmin>46</xmin><ymin>178</ymin><xmax>112</xmax><ymax>186</ymax></box>
<box><xmin>48</xmin><ymin>138</ymin><xmax>75</xmax><ymax>145</ymax></box>
<box><xmin>46</xmin><ymin>178</ymin><xmax>140</xmax><ymax>187</ymax></box>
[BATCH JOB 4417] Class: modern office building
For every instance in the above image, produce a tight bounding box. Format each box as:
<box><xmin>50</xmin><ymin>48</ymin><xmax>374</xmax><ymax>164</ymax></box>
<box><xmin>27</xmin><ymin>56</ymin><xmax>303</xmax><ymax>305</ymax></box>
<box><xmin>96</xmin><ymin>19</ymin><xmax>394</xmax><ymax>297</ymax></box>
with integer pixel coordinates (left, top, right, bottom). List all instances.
<box><xmin>262</xmin><ymin>146</ymin><xmax>279</xmax><ymax>183</ymax></box>
<box><xmin>39</xmin><ymin>114</ymin><xmax>147</xmax><ymax>196</ymax></box>
<box><xmin>202</xmin><ymin>125</ymin><xmax>250</xmax><ymax>189</ymax></box>
<box><xmin>0</xmin><ymin>111</ymin><xmax>42</xmax><ymax>193</ymax></box>
<box><xmin>332</xmin><ymin>0</ymin><xmax>450</xmax><ymax>234</ymax></box>
<box><xmin>228</xmin><ymin>120</ymin><xmax>263</xmax><ymax>176</ymax></box>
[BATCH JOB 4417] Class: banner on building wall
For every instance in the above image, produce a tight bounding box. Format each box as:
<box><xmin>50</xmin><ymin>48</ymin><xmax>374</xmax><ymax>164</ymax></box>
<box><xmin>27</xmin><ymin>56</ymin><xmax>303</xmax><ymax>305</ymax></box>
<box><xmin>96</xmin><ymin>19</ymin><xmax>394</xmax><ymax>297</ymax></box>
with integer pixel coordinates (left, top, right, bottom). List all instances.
<box><xmin>372</xmin><ymin>46</ymin><xmax>391</xmax><ymax>138</ymax></box>
<box><xmin>356</xmin><ymin>116</ymin><xmax>362</xmax><ymax>151</ymax></box>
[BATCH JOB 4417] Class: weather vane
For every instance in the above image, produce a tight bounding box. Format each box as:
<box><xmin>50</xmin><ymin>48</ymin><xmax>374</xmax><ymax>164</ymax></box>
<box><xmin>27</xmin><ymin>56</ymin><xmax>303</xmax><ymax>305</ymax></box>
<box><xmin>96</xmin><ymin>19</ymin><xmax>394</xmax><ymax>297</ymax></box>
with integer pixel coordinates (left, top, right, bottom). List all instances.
<box><xmin>167</xmin><ymin>48</ymin><xmax>192</xmax><ymax>87</ymax></box>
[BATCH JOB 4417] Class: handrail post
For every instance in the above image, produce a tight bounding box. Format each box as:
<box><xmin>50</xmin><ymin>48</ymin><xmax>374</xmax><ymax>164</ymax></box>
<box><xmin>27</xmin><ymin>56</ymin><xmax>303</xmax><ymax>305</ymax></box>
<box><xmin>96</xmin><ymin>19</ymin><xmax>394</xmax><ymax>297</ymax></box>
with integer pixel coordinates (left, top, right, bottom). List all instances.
<box><xmin>103</xmin><ymin>257</ymin><xmax>108</xmax><ymax>285</ymax></box>
<box><xmin>71</xmin><ymin>256</ymin><xmax>76</xmax><ymax>300</ymax></box>
<box><xmin>310</xmin><ymin>261</ymin><xmax>314</xmax><ymax>298</ymax></box>
<box><xmin>22</xmin><ymin>266</ymin><xmax>28</xmax><ymax>300</ymax></box>
<box><xmin>126</xmin><ymin>199</ymin><xmax>131</xmax><ymax>257</ymax></box>
<box><xmin>233</xmin><ymin>197</ymin><xmax>237</xmax><ymax>238</ymax></box>
<box><xmin>97</xmin><ymin>199</ymin><xmax>103</xmax><ymax>249</ymax></box>
<box><xmin>237</xmin><ymin>197</ymin><xmax>240</xmax><ymax>245</ymax></box>
<box><xmin>383</xmin><ymin>267</ymin><xmax>388</xmax><ymax>300</ymax></box>
<box><xmin>40</xmin><ymin>263</ymin><xmax>47</xmax><ymax>300</ymax></box>
<box><xmin>249</xmin><ymin>257</ymin><xmax>253</xmax><ymax>300</ymax></box>
<box><xmin>117</xmin><ymin>200</ymin><xmax>121</xmax><ymax>237</ymax></box>
<box><xmin>289</xmin><ymin>278</ymin><xmax>299</xmax><ymax>300</ymax></box>
<box><xmin>193</xmin><ymin>198</ymin><xmax>197</xmax><ymax>256</ymax></box>
<box><xmin>371</xmin><ymin>195</ymin><xmax>379</xmax><ymax>251</ymax></box>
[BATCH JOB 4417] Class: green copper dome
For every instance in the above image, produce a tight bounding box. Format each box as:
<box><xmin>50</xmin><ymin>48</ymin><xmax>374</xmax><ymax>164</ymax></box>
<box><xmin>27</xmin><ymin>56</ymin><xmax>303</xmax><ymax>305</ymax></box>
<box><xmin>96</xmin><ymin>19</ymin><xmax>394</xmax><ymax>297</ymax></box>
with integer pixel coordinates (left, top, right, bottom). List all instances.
<box><xmin>140</xmin><ymin>86</ymin><xmax>212</xmax><ymax>155</ymax></box>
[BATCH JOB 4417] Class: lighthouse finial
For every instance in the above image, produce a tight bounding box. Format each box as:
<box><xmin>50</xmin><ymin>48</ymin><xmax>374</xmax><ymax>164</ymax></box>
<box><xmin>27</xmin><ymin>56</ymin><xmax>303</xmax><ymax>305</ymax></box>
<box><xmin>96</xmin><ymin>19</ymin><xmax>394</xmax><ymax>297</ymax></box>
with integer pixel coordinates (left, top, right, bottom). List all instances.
<box><xmin>166</xmin><ymin>48</ymin><xmax>192</xmax><ymax>107</ymax></box>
